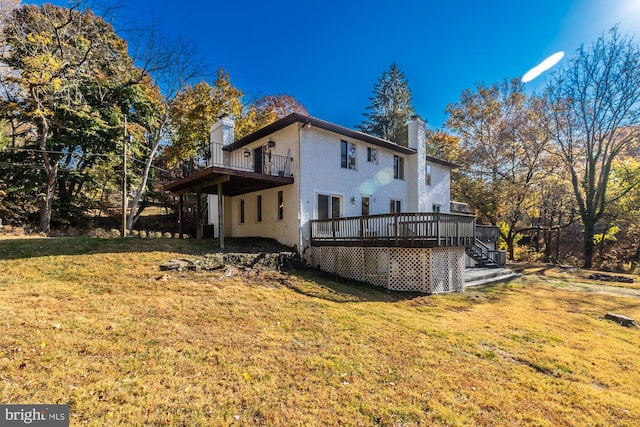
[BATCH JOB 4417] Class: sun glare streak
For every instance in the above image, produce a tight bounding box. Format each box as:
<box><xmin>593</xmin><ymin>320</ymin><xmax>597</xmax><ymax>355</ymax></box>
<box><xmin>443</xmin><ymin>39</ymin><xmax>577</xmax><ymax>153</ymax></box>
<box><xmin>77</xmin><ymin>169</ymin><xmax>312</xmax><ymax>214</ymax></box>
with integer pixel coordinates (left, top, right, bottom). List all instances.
<box><xmin>522</xmin><ymin>51</ymin><xmax>565</xmax><ymax>83</ymax></box>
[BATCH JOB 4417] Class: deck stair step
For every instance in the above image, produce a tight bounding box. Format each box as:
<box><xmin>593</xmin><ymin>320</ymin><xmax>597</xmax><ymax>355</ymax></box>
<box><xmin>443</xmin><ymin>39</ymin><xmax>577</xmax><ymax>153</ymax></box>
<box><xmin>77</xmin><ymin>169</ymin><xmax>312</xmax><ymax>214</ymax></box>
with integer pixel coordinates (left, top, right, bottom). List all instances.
<box><xmin>465</xmin><ymin>245</ymin><xmax>498</xmax><ymax>267</ymax></box>
<box><xmin>464</xmin><ymin>267</ymin><xmax>520</xmax><ymax>288</ymax></box>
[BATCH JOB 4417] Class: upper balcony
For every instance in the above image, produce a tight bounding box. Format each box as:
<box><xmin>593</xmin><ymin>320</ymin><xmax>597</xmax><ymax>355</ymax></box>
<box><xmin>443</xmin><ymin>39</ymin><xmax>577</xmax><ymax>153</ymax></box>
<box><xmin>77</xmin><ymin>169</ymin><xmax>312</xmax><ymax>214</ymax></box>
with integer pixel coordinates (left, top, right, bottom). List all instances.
<box><xmin>163</xmin><ymin>141</ymin><xmax>294</xmax><ymax>197</ymax></box>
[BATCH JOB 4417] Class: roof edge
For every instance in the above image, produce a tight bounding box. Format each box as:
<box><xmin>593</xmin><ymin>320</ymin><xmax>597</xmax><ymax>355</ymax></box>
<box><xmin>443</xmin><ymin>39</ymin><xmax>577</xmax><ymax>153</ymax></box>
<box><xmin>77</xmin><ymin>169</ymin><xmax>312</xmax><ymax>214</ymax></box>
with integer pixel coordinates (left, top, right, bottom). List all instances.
<box><xmin>223</xmin><ymin>113</ymin><xmax>417</xmax><ymax>155</ymax></box>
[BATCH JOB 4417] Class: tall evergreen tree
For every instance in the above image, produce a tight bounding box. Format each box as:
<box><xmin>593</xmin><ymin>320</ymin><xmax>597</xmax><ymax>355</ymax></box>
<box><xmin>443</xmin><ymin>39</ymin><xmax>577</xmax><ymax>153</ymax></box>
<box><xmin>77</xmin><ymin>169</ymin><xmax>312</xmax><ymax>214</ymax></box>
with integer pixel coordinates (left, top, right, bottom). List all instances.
<box><xmin>357</xmin><ymin>62</ymin><xmax>415</xmax><ymax>146</ymax></box>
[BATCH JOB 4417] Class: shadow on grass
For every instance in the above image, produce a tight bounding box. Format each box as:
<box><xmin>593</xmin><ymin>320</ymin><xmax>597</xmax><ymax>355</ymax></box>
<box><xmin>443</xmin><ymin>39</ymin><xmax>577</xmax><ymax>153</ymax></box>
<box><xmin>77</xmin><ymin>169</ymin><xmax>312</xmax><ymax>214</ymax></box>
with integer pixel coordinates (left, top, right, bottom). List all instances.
<box><xmin>282</xmin><ymin>267</ymin><xmax>429</xmax><ymax>304</ymax></box>
<box><xmin>0</xmin><ymin>236</ymin><xmax>290</xmax><ymax>261</ymax></box>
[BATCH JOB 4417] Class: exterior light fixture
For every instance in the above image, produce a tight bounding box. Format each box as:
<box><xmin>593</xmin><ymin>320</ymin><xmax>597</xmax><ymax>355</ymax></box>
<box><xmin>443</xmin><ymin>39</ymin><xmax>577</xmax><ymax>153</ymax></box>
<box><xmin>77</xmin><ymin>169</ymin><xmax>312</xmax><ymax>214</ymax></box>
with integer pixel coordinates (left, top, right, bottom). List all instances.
<box><xmin>351</xmin><ymin>196</ymin><xmax>356</xmax><ymax>205</ymax></box>
<box><xmin>244</xmin><ymin>150</ymin><xmax>251</xmax><ymax>157</ymax></box>
<box><xmin>268</xmin><ymin>140</ymin><xmax>276</xmax><ymax>148</ymax></box>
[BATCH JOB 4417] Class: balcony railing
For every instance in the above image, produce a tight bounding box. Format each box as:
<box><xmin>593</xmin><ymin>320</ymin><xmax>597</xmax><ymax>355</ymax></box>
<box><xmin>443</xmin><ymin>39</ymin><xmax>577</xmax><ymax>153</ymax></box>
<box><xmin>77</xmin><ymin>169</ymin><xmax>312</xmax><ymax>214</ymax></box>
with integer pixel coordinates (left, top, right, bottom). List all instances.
<box><xmin>310</xmin><ymin>212</ymin><xmax>476</xmax><ymax>248</ymax></box>
<box><xmin>208</xmin><ymin>142</ymin><xmax>292</xmax><ymax>177</ymax></box>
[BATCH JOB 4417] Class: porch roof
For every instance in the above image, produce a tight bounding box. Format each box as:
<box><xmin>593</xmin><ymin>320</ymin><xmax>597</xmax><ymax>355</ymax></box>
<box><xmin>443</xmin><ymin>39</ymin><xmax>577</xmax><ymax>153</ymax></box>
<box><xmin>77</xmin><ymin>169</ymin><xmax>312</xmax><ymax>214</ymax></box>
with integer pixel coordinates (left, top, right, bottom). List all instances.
<box><xmin>162</xmin><ymin>165</ymin><xmax>294</xmax><ymax>196</ymax></box>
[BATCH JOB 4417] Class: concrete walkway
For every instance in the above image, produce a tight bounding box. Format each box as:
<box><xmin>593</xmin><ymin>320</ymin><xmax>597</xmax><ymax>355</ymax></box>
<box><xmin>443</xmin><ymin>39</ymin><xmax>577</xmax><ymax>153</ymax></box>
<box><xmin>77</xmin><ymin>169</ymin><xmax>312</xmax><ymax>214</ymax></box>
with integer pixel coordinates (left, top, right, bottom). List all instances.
<box><xmin>464</xmin><ymin>267</ymin><xmax>521</xmax><ymax>288</ymax></box>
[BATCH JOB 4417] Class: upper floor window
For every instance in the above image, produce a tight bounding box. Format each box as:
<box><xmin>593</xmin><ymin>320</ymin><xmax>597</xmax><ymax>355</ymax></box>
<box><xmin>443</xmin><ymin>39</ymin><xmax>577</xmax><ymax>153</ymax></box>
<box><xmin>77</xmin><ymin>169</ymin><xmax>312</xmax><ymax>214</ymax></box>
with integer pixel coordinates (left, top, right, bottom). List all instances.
<box><xmin>432</xmin><ymin>204</ymin><xmax>441</xmax><ymax>213</ymax></box>
<box><xmin>341</xmin><ymin>140</ymin><xmax>356</xmax><ymax>170</ymax></box>
<box><xmin>426</xmin><ymin>163</ymin><xmax>432</xmax><ymax>186</ymax></box>
<box><xmin>390</xmin><ymin>199</ymin><xmax>401</xmax><ymax>213</ymax></box>
<box><xmin>367</xmin><ymin>147</ymin><xmax>378</xmax><ymax>164</ymax></box>
<box><xmin>393</xmin><ymin>155</ymin><xmax>405</xmax><ymax>180</ymax></box>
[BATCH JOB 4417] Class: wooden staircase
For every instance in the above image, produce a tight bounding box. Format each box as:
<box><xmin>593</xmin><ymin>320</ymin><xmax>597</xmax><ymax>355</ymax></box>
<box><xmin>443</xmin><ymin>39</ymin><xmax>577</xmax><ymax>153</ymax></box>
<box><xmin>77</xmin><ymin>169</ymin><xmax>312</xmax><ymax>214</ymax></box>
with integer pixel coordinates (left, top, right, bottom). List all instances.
<box><xmin>465</xmin><ymin>238</ymin><xmax>504</xmax><ymax>268</ymax></box>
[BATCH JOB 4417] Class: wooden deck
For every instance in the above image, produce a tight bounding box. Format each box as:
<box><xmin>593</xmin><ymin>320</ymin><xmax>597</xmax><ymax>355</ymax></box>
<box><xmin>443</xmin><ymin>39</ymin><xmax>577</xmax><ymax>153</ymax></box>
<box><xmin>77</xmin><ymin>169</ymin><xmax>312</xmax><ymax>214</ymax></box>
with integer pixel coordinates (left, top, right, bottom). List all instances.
<box><xmin>310</xmin><ymin>212</ymin><xmax>477</xmax><ymax>248</ymax></box>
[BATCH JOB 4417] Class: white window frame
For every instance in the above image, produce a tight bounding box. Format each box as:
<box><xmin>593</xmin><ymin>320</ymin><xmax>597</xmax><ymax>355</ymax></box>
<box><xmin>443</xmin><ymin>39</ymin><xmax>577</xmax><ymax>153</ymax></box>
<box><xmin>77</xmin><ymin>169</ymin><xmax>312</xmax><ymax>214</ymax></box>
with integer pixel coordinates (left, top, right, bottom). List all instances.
<box><xmin>316</xmin><ymin>192</ymin><xmax>343</xmax><ymax>219</ymax></box>
<box><xmin>393</xmin><ymin>155</ymin><xmax>405</xmax><ymax>180</ymax></box>
<box><xmin>367</xmin><ymin>147</ymin><xmax>378</xmax><ymax>164</ymax></box>
<box><xmin>341</xmin><ymin>140</ymin><xmax>357</xmax><ymax>170</ymax></box>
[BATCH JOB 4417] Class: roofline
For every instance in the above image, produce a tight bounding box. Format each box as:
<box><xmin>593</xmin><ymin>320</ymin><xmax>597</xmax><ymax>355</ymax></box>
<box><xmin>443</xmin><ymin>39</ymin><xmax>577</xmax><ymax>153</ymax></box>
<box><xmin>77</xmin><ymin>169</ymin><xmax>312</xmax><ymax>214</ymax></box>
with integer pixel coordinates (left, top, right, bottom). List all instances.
<box><xmin>426</xmin><ymin>155</ymin><xmax>460</xmax><ymax>169</ymax></box>
<box><xmin>223</xmin><ymin>113</ymin><xmax>417</xmax><ymax>155</ymax></box>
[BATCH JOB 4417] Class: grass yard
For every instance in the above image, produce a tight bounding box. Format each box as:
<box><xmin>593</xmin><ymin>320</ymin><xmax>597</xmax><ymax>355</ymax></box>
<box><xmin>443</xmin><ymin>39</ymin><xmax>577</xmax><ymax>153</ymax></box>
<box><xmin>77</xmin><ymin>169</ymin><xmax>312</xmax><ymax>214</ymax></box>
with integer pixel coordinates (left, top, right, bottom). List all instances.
<box><xmin>1</xmin><ymin>237</ymin><xmax>639</xmax><ymax>426</ymax></box>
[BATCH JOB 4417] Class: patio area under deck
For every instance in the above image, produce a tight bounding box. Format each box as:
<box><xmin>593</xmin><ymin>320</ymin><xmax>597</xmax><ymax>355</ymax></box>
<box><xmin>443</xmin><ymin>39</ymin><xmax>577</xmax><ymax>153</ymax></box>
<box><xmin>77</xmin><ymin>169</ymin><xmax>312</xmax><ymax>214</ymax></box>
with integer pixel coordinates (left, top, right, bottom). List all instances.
<box><xmin>163</xmin><ymin>166</ymin><xmax>294</xmax><ymax>242</ymax></box>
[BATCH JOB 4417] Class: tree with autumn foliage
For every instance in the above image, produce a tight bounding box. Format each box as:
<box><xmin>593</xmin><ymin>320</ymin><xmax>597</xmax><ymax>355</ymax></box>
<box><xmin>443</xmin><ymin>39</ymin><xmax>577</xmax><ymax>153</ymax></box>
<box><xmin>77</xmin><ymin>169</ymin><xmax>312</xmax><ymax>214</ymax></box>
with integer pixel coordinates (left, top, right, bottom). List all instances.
<box><xmin>166</xmin><ymin>71</ymin><xmax>308</xmax><ymax>170</ymax></box>
<box><xmin>165</xmin><ymin>69</ymin><xmax>245</xmax><ymax>169</ymax></box>
<box><xmin>446</xmin><ymin>78</ymin><xmax>550</xmax><ymax>259</ymax></box>
<box><xmin>544</xmin><ymin>27</ymin><xmax>640</xmax><ymax>269</ymax></box>
<box><xmin>249</xmin><ymin>94</ymin><xmax>308</xmax><ymax>130</ymax></box>
<box><xmin>0</xmin><ymin>2</ymin><xmax>159</xmax><ymax>232</ymax></box>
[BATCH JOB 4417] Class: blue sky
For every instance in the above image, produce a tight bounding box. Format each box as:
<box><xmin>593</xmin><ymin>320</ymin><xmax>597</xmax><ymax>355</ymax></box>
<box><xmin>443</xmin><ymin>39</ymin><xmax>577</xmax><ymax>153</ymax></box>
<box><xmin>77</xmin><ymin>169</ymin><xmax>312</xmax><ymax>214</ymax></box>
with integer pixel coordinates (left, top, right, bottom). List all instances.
<box><xmin>28</xmin><ymin>0</ymin><xmax>640</xmax><ymax>129</ymax></box>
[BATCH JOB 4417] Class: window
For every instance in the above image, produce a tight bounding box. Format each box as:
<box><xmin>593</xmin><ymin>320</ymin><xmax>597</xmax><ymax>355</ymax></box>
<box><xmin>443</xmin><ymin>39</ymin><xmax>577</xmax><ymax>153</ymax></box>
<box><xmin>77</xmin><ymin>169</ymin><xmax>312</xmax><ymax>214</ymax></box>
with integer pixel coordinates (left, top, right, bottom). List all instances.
<box><xmin>277</xmin><ymin>191</ymin><xmax>284</xmax><ymax>220</ymax></box>
<box><xmin>341</xmin><ymin>140</ymin><xmax>356</xmax><ymax>170</ymax></box>
<box><xmin>393</xmin><ymin>155</ymin><xmax>404</xmax><ymax>180</ymax></box>
<box><xmin>240</xmin><ymin>198</ymin><xmax>245</xmax><ymax>224</ymax></box>
<box><xmin>317</xmin><ymin>194</ymin><xmax>341</xmax><ymax>219</ymax></box>
<box><xmin>390</xmin><ymin>199</ymin><xmax>401</xmax><ymax>213</ymax></box>
<box><xmin>432</xmin><ymin>204</ymin><xmax>441</xmax><ymax>213</ymax></box>
<box><xmin>367</xmin><ymin>147</ymin><xmax>378</xmax><ymax>164</ymax></box>
<box><xmin>256</xmin><ymin>195</ymin><xmax>262</xmax><ymax>222</ymax></box>
<box><xmin>426</xmin><ymin>163</ymin><xmax>432</xmax><ymax>186</ymax></box>
<box><xmin>361</xmin><ymin>196</ymin><xmax>370</xmax><ymax>216</ymax></box>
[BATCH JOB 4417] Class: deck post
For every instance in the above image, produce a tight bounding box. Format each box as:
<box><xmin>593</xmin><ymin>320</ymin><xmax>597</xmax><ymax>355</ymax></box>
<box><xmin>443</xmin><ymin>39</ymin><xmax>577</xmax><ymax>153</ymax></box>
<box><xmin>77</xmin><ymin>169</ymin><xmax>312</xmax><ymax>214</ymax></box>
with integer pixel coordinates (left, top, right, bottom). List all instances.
<box><xmin>394</xmin><ymin>214</ymin><xmax>399</xmax><ymax>246</ymax></box>
<box><xmin>218</xmin><ymin>182</ymin><xmax>224</xmax><ymax>249</ymax></box>
<box><xmin>196</xmin><ymin>189</ymin><xmax>202</xmax><ymax>240</ymax></box>
<box><xmin>178</xmin><ymin>195</ymin><xmax>183</xmax><ymax>238</ymax></box>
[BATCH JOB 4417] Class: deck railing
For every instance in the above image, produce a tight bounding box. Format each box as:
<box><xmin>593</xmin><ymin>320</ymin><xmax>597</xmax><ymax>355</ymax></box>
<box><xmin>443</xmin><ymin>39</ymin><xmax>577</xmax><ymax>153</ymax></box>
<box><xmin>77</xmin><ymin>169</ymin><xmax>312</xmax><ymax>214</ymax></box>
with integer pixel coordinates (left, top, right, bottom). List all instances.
<box><xmin>310</xmin><ymin>212</ymin><xmax>476</xmax><ymax>248</ymax></box>
<box><xmin>208</xmin><ymin>142</ymin><xmax>292</xmax><ymax>177</ymax></box>
<box><xmin>475</xmin><ymin>224</ymin><xmax>500</xmax><ymax>243</ymax></box>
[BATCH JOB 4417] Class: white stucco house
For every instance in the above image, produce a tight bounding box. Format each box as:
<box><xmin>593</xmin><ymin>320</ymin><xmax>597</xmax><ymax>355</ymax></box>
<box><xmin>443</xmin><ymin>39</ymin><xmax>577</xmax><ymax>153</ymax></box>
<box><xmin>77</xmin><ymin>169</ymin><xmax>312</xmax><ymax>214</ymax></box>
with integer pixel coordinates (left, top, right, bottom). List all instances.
<box><xmin>165</xmin><ymin>113</ymin><xmax>500</xmax><ymax>293</ymax></box>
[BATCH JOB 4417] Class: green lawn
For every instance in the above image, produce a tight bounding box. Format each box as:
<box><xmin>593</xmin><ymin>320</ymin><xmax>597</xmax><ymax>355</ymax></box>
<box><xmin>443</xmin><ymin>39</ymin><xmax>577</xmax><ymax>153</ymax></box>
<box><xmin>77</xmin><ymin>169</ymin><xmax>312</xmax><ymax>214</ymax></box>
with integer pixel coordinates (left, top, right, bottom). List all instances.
<box><xmin>1</xmin><ymin>237</ymin><xmax>639</xmax><ymax>426</ymax></box>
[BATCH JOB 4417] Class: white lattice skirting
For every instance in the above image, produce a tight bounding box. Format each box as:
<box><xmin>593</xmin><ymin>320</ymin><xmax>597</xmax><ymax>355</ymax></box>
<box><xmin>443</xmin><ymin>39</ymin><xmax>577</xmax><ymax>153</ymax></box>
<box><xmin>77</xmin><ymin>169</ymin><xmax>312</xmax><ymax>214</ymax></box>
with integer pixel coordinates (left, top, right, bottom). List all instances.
<box><xmin>309</xmin><ymin>246</ymin><xmax>465</xmax><ymax>294</ymax></box>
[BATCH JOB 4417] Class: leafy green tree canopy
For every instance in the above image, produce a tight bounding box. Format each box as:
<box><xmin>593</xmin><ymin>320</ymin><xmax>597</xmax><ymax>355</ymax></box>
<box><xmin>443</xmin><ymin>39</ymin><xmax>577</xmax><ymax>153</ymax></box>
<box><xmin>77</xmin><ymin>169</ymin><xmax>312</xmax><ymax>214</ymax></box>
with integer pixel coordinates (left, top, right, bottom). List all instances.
<box><xmin>1</xmin><ymin>2</ymin><xmax>161</xmax><ymax>231</ymax></box>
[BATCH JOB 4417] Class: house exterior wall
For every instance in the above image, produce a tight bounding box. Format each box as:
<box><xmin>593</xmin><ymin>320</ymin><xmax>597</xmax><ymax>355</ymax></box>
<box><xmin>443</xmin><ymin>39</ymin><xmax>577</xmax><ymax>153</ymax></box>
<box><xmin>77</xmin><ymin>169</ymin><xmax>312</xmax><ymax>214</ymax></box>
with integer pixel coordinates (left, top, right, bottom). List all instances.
<box><xmin>426</xmin><ymin>162</ymin><xmax>452</xmax><ymax>213</ymax></box>
<box><xmin>297</xmin><ymin>125</ymin><xmax>412</xmax><ymax>256</ymax></box>
<box><xmin>223</xmin><ymin>124</ymin><xmax>301</xmax><ymax>249</ymax></box>
<box><xmin>204</xmin><ymin>115</ymin><xmax>453</xmax><ymax>257</ymax></box>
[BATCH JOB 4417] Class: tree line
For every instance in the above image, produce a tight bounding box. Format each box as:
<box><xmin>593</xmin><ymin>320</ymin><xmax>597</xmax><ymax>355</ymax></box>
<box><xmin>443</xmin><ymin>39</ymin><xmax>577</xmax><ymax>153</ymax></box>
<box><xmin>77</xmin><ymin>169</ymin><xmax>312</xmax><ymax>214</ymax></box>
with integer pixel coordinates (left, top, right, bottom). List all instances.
<box><xmin>1</xmin><ymin>2</ymin><xmax>639</xmax><ymax>271</ymax></box>
<box><xmin>358</xmin><ymin>30</ymin><xmax>639</xmax><ymax>270</ymax></box>
<box><xmin>0</xmin><ymin>1</ymin><xmax>306</xmax><ymax>234</ymax></box>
